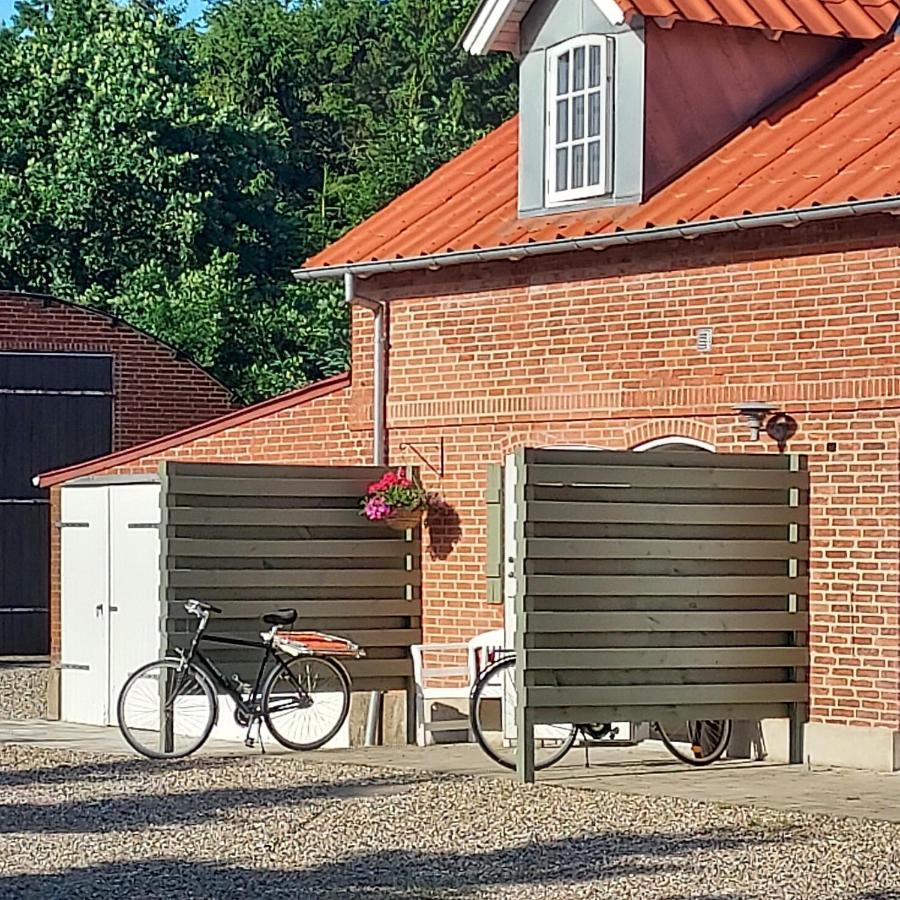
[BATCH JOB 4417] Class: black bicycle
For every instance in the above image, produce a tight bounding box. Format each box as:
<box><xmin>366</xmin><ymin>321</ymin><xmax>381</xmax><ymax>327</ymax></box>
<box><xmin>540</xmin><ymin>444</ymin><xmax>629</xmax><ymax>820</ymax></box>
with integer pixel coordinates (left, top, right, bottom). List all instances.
<box><xmin>117</xmin><ymin>599</ymin><xmax>360</xmax><ymax>759</ymax></box>
<box><xmin>469</xmin><ymin>653</ymin><xmax>732</xmax><ymax>771</ymax></box>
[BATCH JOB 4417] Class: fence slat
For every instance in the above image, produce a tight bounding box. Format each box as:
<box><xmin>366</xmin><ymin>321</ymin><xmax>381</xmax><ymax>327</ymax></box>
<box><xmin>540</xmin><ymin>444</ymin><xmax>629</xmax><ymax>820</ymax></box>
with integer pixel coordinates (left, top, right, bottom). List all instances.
<box><xmin>165</xmin><ymin>599</ymin><xmax>419</xmax><ymax>619</ymax></box>
<box><xmin>524</xmin><ymin>647</ymin><xmax>808</xmax><ymax>669</ymax></box>
<box><xmin>525</xmin><ymin>611</ymin><xmax>808</xmax><ymax>633</ymax></box>
<box><xmin>168</xmin><ymin>627</ymin><xmax>422</xmax><ymax>649</ymax></box>
<box><xmin>528</xmin><ymin>501</ymin><xmax>808</xmax><ymax>526</ymax></box>
<box><xmin>170</xmin><ymin>538</ymin><xmax>414</xmax><ymax>558</ymax></box>
<box><xmin>528</xmin><ymin>464</ymin><xmax>808</xmax><ymax>491</ymax></box>
<box><xmin>526</xmin><ymin>449</ymin><xmax>805</xmax><ymax>470</ymax></box>
<box><xmin>531</xmin><ymin>703</ymin><xmax>792</xmax><ymax>725</ymax></box>
<box><xmin>527</xmin><ymin>575</ymin><xmax>806</xmax><ymax>597</ymax></box>
<box><xmin>169</xmin><ymin>569</ymin><xmax>421</xmax><ymax>589</ymax></box>
<box><xmin>525</xmin><ymin>683</ymin><xmax>809</xmax><ymax>708</ymax></box>
<box><xmin>168</xmin><ymin>508</ymin><xmax>376</xmax><ymax>527</ymax></box>
<box><xmin>170</xmin><ymin>476</ymin><xmax>364</xmax><ymax>498</ymax></box>
<box><xmin>526</xmin><ymin>538</ymin><xmax>808</xmax><ymax>560</ymax></box>
<box><xmin>166</xmin><ymin>462</ymin><xmax>385</xmax><ymax>480</ymax></box>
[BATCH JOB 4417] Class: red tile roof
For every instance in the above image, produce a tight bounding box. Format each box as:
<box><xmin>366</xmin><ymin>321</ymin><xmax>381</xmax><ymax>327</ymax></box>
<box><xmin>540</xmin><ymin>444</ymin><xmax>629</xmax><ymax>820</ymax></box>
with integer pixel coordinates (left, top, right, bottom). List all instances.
<box><xmin>35</xmin><ymin>373</ymin><xmax>351</xmax><ymax>488</ymax></box>
<box><xmin>622</xmin><ymin>0</ymin><xmax>900</xmax><ymax>39</ymax></box>
<box><xmin>303</xmin><ymin>39</ymin><xmax>900</xmax><ymax>272</ymax></box>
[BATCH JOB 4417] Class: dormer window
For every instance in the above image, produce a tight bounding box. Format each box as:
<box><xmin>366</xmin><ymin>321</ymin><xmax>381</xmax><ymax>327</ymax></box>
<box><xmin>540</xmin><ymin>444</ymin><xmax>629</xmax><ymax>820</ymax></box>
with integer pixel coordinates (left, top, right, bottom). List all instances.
<box><xmin>546</xmin><ymin>36</ymin><xmax>614</xmax><ymax>205</ymax></box>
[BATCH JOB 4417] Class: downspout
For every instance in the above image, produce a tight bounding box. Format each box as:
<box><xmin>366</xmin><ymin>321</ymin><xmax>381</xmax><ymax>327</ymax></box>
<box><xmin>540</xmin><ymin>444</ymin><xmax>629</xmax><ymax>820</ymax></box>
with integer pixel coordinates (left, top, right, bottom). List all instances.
<box><xmin>344</xmin><ymin>271</ymin><xmax>388</xmax><ymax>746</ymax></box>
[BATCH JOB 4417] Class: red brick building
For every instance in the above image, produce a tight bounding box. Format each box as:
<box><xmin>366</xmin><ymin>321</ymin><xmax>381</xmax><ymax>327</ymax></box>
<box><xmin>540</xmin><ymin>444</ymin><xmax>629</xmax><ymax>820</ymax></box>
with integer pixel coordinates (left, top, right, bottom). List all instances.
<box><xmin>39</xmin><ymin>2</ymin><xmax>900</xmax><ymax>767</ymax></box>
<box><xmin>1</xmin><ymin>292</ymin><xmax>234</xmax><ymax>449</ymax></box>
<box><xmin>294</xmin><ymin>5</ymin><xmax>900</xmax><ymax>769</ymax></box>
<box><xmin>1</xmin><ymin>291</ymin><xmax>234</xmax><ymax>655</ymax></box>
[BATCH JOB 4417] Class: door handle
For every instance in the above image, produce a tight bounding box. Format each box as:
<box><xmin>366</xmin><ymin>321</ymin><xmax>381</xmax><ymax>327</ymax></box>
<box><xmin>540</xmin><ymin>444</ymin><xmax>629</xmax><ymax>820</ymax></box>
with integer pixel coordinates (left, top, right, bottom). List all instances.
<box><xmin>109</xmin><ymin>606</ymin><xmax>119</xmax><ymax>612</ymax></box>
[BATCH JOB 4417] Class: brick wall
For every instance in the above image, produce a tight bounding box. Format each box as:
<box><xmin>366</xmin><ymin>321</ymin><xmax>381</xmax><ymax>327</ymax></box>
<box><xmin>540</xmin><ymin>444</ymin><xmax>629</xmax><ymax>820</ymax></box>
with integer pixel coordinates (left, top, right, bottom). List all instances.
<box><xmin>47</xmin><ymin>213</ymin><xmax>900</xmax><ymax>733</ymax></box>
<box><xmin>0</xmin><ymin>292</ymin><xmax>234</xmax><ymax>449</ymax></box>
<box><xmin>48</xmin><ymin>381</ymin><xmax>362</xmax><ymax>664</ymax></box>
<box><xmin>347</xmin><ymin>214</ymin><xmax>900</xmax><ymax>731</ymax></box>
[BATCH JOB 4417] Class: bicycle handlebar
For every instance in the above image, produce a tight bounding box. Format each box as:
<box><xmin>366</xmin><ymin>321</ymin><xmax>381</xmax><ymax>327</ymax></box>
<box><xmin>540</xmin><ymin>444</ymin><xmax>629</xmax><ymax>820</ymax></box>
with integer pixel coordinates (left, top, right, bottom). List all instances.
<box><xmin>184</xmin><ymin>599</ymin><xmax>222</xmax><ymax>616</ymax></box>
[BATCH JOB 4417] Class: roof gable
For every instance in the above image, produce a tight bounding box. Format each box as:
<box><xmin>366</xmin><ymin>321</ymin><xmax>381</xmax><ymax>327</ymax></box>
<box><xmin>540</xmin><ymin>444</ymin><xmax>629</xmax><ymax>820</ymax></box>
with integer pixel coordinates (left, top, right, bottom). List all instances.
<box><xmin>301</xmin><ymin>39</ymin><xmax>900</xmax><ymax>274</ymax></box>
<box><xmin>462</xmin><ymin>0</ymin><xmax>899</xmax><ymax>52</ymax></box>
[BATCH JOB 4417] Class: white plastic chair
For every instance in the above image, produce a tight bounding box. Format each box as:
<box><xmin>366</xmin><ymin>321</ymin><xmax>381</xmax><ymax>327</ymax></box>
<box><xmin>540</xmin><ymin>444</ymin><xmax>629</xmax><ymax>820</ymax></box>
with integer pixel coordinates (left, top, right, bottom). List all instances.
<box><xmin>468</xmin><ymin>628</ymin><xmax>505</xmax><ymax>686</ymax></box>
<box><xmin>410</xmin><ymin>628</ymin><xmax>506</xmax><ymax>746</ymax></box>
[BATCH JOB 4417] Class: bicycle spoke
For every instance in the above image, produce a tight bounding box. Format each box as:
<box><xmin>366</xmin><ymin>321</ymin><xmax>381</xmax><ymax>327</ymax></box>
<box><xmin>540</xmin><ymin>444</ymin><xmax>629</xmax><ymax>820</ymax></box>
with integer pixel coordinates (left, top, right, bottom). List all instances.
<box><xmin>118</xmin><ymin>660</ymin><xmax>216</xmax><ymax>759</ymax></box>
<box><xmin>263</xmin><ymin>657</ymin><xmax>350</xmax><ymax>751</ymax></box>
<box><xmin>470</xmin><ymin>656</ymin><xmax>576</xmax><ymax>771</ymax></box>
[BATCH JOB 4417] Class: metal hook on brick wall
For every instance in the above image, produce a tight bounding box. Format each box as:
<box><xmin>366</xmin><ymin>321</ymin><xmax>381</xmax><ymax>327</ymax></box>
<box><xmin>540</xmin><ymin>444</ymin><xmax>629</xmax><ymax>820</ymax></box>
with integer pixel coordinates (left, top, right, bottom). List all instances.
<box><xmin>398</xmin><ymin>438</ymin><xmax>445</xmax><ymax>478</ymax></box>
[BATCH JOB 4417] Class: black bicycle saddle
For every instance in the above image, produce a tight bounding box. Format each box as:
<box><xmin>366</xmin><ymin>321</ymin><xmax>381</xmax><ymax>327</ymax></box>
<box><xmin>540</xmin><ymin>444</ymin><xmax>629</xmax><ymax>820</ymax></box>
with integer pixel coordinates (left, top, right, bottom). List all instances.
<box><xmin>262</xmin><ymin>608</ymin><xmax>297</xmax><ymax>626</ymax></box>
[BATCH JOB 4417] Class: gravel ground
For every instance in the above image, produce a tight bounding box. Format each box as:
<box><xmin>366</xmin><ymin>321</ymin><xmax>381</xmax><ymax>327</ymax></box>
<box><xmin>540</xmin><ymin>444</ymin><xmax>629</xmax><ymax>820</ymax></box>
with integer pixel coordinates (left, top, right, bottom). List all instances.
<box><xmin>0</xmin><ymin>744</ymin><xmax>898</xmax><ymax>899</ymax></box>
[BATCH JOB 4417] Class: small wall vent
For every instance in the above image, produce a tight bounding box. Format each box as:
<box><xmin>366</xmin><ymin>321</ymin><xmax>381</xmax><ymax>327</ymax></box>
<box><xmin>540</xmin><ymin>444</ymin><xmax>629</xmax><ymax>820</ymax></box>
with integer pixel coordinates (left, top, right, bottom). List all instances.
<box><xmin>696</xmin><ymin>327</ymin><xmax>714</xmax><ymax>352</ymax></box>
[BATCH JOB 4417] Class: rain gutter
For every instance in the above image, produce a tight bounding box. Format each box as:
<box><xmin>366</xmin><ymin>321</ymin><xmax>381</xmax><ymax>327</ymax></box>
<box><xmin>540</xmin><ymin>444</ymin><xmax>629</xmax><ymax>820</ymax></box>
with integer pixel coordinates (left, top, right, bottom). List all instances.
<box><xmin>292</xmin><ymin>196</ymin><xmax>900</xmax><ymax>282</ymax></box>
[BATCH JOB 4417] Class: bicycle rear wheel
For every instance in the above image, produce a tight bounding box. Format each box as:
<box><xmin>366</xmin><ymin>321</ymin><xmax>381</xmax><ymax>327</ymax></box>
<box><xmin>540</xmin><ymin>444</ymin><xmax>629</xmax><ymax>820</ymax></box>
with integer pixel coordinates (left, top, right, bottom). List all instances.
<box><xmin>469</xmin><ymin>655</ymin><xmax>577</xmax><ymax>771</ymax></box>
<box><xmin>262</xmin><ymin>656</ymin><xmax>351</xmax><ymax>751</ymax></box>
<box><xmin>656</xmin><ymin>719</ymin><xmax>732</xmax><ymax>766</ymax></box>
<box><xmin>117</xmin><ymin>658</ymin><xmax>217</xmax><ymax>759</ymax></box>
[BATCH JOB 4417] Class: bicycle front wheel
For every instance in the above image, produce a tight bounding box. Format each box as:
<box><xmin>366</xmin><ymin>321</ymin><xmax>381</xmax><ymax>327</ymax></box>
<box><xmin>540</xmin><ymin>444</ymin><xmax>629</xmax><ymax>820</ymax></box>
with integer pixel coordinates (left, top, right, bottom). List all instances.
<box><xmin>262</xmin><ymin>656</ymin><xmax>351</xmax><ymax>751</ymax></box>
<box><xmin>656</xmin><ymin>720</ymin><xmax>732</xmax><ymax>766</ymax></box>
<box><xmin>470</xmin><ymin>655</ymin><xmax>577</xmax><ymax>771</ymax></box>
<box><xmin>117</xmin><ymin>658</ymin><xmax>217</xmax><ymax>759</ymax></box>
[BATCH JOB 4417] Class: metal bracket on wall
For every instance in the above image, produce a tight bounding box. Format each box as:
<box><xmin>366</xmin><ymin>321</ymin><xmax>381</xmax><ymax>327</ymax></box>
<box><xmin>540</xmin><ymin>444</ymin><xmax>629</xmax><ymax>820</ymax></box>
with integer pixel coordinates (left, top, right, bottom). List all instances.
<box><xmin>398</xmin><ymin>438</ymin><xmax>445</xmax><ymax>478</ymax></box>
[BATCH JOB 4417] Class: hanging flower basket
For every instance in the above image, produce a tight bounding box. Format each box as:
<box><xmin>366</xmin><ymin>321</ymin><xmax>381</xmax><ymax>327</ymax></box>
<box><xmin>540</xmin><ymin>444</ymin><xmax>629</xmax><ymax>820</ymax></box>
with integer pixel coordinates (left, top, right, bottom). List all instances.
<box><xmin>384</xmin><ymin>506</ymin><xmax>425</xmax><ymax>532</ymax></box>
<box><xmin>360</xmin><ymin>468</ymin><xmax>436</xmax><ymax>531</ymax></box>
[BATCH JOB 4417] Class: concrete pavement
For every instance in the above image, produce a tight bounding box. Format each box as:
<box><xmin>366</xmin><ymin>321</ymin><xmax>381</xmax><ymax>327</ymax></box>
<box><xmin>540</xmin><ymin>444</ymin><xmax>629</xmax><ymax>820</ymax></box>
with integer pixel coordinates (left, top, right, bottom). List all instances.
<box><xmin>3</xmin><ymin>718</ymin><xmax>899</xmax><ymax>822</ymax></box>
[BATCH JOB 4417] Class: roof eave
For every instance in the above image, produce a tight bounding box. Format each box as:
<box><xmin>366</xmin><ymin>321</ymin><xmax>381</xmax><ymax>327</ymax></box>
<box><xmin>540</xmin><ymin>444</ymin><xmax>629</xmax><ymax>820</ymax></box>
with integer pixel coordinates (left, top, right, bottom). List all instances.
<box><xmin>34</xmin><ymin>372</ymin><xmax>352</xmax><ymax>488</ymax></box>
<box><xmin>293</xmin><ymin>195</ymin><xmax>900</xmax><ymax>282</ymax></box>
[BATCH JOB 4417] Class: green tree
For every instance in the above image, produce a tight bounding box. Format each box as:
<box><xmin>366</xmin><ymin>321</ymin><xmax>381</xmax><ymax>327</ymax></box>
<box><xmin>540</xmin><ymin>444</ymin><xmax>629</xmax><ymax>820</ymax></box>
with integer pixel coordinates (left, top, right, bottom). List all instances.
<box><xmin>196</xmin><ymin>0</ymin><xmax>518</xmax><ymax>246</ymax></box>
<box><xmin>0</xmin><ymin>0</ymin><xmax>341</xmax><ymax>399</ymax></box>
<box><xmin>0</xmin><ymin>0</ymin><xmax>516</xmax><ymax>401</ymax></box>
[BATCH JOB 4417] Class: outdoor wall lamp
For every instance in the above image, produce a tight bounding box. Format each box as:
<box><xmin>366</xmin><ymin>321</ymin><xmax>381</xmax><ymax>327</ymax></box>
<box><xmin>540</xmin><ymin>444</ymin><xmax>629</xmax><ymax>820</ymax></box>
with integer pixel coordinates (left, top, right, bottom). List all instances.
<box><xmin>734</xmin><ymin>401</ymin><xmax>777</xmax><ymax>441</ymax></box>
<box><xmin>734</xmin><ymin>402</ymin><xmax>799</xmax><ymax>452</ymax></box>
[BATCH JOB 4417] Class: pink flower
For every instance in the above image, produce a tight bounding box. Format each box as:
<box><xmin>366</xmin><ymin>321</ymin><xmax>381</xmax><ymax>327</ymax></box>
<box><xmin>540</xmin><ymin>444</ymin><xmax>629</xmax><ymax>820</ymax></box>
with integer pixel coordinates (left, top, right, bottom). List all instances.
<box><xmin>364</xmin><ymin>497</ymin><xmax>392</xmax><ymax>521</ymax></box>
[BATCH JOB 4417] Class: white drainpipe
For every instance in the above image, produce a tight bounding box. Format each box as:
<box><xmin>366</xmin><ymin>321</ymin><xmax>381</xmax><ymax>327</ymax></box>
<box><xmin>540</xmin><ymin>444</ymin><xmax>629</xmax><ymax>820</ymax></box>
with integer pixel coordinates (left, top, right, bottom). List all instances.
<box><xmin>344</xmin><ymin>272</ymin><xmax>388</xmax><ymax>747</ymax></box>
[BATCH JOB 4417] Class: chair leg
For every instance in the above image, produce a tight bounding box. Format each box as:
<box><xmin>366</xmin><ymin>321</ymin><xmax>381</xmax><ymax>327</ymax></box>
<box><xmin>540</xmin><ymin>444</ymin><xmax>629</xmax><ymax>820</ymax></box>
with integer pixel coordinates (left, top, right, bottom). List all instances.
<box><xmin>415</xmin><ymin>694</ymin><xmax>426</xmax><ymax>747</ymax></box>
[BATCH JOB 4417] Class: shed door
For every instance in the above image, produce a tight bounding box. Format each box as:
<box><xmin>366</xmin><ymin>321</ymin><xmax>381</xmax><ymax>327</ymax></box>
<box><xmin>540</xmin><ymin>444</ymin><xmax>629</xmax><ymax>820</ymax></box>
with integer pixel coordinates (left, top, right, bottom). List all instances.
<box><xmin>60</xmin><ymin>486</ymin><xmax>109</xmax><ymax>725</ymax></box>
<box><xmin>108</xmin><ymin>483</ymin><xmax>161</xmax><ymax>720</ymax></box>
<box><xmin>0</xmin><ymin>353</ymin><xmax>112</xmax><ymax>655</ymax></box>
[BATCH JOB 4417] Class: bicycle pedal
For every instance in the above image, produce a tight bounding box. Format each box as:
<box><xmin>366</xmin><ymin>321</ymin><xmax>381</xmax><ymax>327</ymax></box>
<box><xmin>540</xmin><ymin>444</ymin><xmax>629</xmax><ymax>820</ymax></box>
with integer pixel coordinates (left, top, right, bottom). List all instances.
<box><xmin>244</xmin><ymin>737</ymin><xmax>256</xmax><ymax>748</ymax></box>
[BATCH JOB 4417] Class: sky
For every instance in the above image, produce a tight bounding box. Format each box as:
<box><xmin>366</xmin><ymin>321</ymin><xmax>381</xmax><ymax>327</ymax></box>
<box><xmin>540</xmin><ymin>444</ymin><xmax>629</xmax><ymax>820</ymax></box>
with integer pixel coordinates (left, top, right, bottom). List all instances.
<box><xmin>0</xmin><ymin>0</ymin><xmax>208</xmax><ymax>25</ymax></box>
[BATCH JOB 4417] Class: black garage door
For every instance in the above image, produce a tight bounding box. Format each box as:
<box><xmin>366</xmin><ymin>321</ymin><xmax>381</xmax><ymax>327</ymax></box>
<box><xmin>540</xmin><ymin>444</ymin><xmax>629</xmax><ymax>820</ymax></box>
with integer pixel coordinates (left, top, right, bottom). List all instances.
<box><xmin>0</xmin><ymin>353</ymin><xmax>113</xmax><ymax>655</ymax></box>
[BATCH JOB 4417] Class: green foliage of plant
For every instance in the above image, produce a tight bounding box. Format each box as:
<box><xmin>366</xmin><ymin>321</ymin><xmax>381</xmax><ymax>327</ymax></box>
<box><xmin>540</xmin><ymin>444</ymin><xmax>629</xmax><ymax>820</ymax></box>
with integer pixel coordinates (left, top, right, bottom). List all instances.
<box><xmin>0</xmin><ymin>0</ymin><xmax>516</xmax><ymax>401</ymax></box>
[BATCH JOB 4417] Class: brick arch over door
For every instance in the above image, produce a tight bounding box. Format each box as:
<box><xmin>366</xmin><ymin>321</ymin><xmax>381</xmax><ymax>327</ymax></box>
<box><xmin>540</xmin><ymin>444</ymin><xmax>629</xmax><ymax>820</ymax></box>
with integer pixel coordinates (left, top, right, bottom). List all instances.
<box><xmin>626</xmin><ymin>419</ymin><xmax>717</xmax><ymax>451</ymax></box>
<box><xmin>632</xmin><ymin>435</ymin><xmax>716</xmax><ymax>453</ymax></box>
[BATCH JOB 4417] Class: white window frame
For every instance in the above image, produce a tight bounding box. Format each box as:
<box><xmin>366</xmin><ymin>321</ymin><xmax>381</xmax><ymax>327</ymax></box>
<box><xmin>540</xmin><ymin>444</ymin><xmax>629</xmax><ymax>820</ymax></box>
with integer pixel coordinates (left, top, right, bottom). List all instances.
<box><xmin>545</xmin><ymin>35</ymin><xmax>614</xmax><ymax>206</ymax></box>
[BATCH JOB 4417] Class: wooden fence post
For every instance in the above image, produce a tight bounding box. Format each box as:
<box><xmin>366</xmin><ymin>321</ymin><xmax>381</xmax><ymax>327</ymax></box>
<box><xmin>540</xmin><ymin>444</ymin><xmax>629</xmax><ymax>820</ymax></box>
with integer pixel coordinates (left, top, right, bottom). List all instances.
<box><xmin>513</xmin><ymin>448</ymin><xmax>535</xmax><ymax>783</ymax></box>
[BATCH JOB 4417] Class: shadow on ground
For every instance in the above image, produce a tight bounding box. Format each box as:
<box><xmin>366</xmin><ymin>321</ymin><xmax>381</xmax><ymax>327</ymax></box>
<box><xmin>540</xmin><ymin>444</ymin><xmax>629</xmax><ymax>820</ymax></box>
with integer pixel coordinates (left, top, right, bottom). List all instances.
<box><xmin>0</xmin><ymin>770</ymin><xmax>436</xmax><ymax>834</ymax></box>
<box><xmin>0</xmin><ymin>752</ymin><xmax>240</xmax><ymax>788</ymax></box>
<box><xmin>0</xmin><ymin>828</ymin><xmax>778</xmax><ymax>899</ymax></box>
